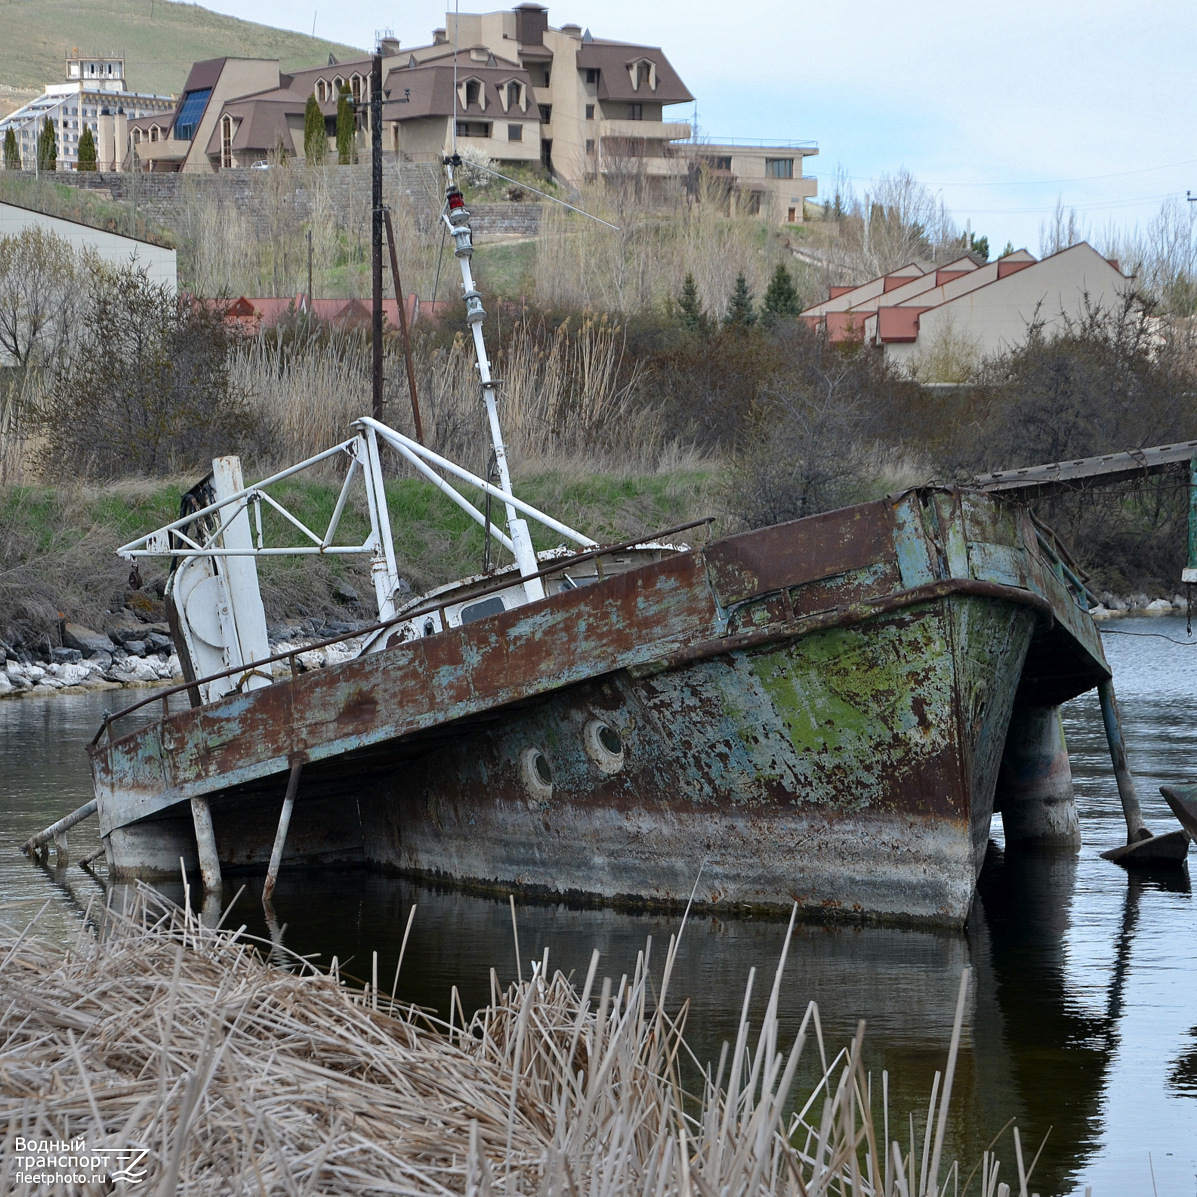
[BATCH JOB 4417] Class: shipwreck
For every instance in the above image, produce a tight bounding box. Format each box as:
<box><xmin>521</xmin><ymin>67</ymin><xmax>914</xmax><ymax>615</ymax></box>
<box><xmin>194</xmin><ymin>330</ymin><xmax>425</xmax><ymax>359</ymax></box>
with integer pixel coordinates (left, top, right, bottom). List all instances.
<box><xmin>26</xmin><ymin>159</ymin><xmax>1197</xmax><ymax>926</ymax></box>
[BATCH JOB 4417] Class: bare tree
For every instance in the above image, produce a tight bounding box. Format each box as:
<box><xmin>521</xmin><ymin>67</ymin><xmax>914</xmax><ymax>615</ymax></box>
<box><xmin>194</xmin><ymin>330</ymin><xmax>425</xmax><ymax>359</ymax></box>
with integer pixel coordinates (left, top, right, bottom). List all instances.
<box><xmin>0</xmin><ymin>227</ymin><xmax>80</xmax><ymax>368</ymax></box>
<box><xmin>1038</xmin><ymin>196</ymin><xmax>1087</xmax><ymax>257</ymax></box>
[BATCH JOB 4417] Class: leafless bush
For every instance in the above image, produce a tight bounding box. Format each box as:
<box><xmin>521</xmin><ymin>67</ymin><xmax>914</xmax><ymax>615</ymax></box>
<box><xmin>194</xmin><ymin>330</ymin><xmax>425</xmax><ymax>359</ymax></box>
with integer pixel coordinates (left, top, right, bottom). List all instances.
<box><xmin>533</xmin><ymin>174</ymin><xmax>789</xmax><ymax>317</ymax></box>
<box><xmin>36</xmin><ymin>267</ymin><xmax>255</xmax><ymax>479</ymax></box>
<box><xmin>0</xmin><ymin>227</ymin><xmax>85</xmax><ymax>479</ymax></box>
<box><xmin>811</xmin><ymin>168</ymin><xmax>965</xmax><ymax>290</ymax></box>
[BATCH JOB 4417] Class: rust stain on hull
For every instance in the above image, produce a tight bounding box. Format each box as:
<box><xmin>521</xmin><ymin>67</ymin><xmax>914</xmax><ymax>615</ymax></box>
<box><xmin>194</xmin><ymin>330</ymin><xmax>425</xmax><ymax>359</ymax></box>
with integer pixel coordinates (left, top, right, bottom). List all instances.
<box><xmin>91</xmin><ymin>488</ymin><xmax>1110</xmax><ymax>927</ymax></box>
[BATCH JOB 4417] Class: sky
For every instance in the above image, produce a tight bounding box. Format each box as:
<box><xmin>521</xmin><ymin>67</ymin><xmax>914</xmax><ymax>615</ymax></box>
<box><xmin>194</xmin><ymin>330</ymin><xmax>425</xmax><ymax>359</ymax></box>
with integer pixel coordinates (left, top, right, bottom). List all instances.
<box><xmin>200</xmin><ymin>0</ymin><xmax>1197</xmax><ymax>254</ymax></box>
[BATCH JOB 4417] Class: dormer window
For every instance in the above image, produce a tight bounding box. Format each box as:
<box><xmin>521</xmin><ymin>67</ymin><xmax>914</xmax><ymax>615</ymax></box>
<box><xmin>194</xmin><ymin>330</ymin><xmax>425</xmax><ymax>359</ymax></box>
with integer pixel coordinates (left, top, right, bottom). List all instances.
<box><xmin>458</xmin><ymin>77</ymin><xmax>485</xmax><ymax>110</ymax></box>
<box><xmin>628</xmin><ymin>58</ymin><xmax>657</xmax><ymax>91</ymax></box>
<box><xmin>316</xmin><ymin>79</ymin><xmax>329</xmax><ymax>102</ymax></box>
<box><xmin>501</xmin><ymin>80</ymin><xmax>525</xmax><ymax>112</ymax></box>
<box><xmin>350</xmin><ymin>73</ymin><xmax>363</xmax><ymax>102</ymax></box>
<box><xmin>333</xmin><ymin>76</ymin><xmax>344</xmax><ymax>94</ymax></box>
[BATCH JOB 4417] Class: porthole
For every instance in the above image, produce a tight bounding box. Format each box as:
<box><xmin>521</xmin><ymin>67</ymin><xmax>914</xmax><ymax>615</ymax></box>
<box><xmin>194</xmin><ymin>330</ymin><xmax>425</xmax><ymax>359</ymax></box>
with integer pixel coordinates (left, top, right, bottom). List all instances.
<box><xmin>584</xmin><ymin>719</ymin><xmax>624</xmax><ymax>773</ymax></box>
<box><xmin>520</xmin><ymin>746</ymin><xmax>554</xmax><ymax>802</ymax></box>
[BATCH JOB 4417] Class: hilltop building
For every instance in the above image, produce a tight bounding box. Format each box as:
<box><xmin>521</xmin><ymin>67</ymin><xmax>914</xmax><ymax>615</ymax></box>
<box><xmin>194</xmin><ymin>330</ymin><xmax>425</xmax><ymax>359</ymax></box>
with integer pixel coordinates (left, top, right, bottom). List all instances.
<box><xmin>0</xmin><ymin>53</ymin><xmax>175</xmax><ymax>171</ymax></box>
<box><xmin>800</xmin><ymin>244</ymin><xmax>1131</xmax><ymax>367</ymax></box>
<box><xmin>131</xmin><ymin>5</ymin><xmax>817</xmax><ymax>224</ymax></box>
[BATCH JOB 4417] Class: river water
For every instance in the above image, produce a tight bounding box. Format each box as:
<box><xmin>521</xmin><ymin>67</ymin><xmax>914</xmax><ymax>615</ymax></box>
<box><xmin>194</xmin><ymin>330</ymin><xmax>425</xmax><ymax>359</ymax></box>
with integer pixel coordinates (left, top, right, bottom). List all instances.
<box><xmin>2</xmin><ymin>614</ymin><xmax>1195</xmax><ymax>1194</ymax></box>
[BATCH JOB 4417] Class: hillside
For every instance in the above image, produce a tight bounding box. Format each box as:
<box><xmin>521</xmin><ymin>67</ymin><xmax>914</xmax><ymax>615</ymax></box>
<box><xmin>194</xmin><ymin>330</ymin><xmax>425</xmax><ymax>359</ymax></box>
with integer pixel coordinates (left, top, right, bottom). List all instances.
<box><xmin>0</xmin><ymin>0</ymin><xmax>363</xmax><ymax>98</ymax></box>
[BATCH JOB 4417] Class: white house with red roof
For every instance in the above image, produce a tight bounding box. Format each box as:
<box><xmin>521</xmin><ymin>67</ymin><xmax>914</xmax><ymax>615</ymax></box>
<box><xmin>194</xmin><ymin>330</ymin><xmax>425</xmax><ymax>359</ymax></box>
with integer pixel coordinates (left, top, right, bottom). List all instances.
<box><xmin>801</xmin><ymin>243</ymin><xmax>1132</xmax><ymax>368</ymax></box>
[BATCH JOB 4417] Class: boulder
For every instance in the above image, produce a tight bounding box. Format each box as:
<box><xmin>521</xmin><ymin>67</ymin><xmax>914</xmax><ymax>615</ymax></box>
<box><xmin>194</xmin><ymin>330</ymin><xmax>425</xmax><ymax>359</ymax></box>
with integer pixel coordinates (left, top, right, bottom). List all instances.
<box><xmin>145</xmin><ymin>631</ymin><xmax>173</xmax><ymax>654</ymax></box>
<box><xmin>125</xmin><ymin>591</ymin><xmax>166</xmax><ymax>621</ymax></box>
<box><xmin>105</xmin><ymin>625</ymin><xmax>149</xmax><ymax>646</ymax></box>
<box><xmin>108</xmin><ymin>656</ymin><xmax>161</xmax><ymax>685</ymax></box>
<box><xmin>62</xmin><ymin>623</ymin><xmax>117</xmax><ymax>657</ymax></box>
<box><xmin>333</xmin><ymin>580</ymin><xmax>360</xmax><ymax>603</ymax></box>
<box><xmin>55</xmin><ymin>662</ymin><xmax>95</xmax><ymax>687</ymax></box>
<box><xmin>1145</xmin><ymin>598</ymin><xmax>1173</xmax><ymax>613</ymax></box>
<box><xmin>0</xmin><ymin>672</ymin><xmax>13</xmax><ymax>696</ymax></box>
<box><xmin>124</xmin><ymin>639</ymin><xmax>148</xmax><ymax>658</ymax></box>
<box><xmin>51</xmin><ymin>646</ymin><xmax>83</xmax><ymax>665</ymax></box>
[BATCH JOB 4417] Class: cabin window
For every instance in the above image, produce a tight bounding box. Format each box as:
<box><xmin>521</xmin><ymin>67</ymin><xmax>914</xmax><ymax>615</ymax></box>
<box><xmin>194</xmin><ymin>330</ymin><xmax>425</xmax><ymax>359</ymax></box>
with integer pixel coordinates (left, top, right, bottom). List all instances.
<box><xmin>460</xmin><ymin>596</ymin><xmax>506</xmax><ymax>623</ymax></box>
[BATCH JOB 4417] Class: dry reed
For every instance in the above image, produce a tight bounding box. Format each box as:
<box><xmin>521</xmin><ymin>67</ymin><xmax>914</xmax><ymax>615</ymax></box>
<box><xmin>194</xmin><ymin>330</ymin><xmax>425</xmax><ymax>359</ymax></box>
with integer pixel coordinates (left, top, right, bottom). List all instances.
<box><xmin>231</xmin><ymin>310</ymin><xmax>663</xmax><ymax>475</ymax></box>
<box><xmin>0</xmin><ymin>886</ymin><xmax>1030</xmax><ymax>1196</ymax></box>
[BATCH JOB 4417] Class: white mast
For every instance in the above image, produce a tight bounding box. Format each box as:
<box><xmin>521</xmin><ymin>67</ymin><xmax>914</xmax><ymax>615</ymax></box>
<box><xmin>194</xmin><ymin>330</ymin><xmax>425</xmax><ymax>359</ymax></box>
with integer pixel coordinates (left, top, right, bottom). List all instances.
<box><xmin>442</xmin><ymin>156</ymin><xmax>545</xmax><ymax>601</ymax></box>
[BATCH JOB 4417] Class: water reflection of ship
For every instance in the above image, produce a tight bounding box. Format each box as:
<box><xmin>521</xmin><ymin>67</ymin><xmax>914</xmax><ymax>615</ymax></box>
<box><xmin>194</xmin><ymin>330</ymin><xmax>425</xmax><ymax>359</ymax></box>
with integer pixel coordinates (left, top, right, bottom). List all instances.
<box><xmin>85</xmin><ymin>830</ymin><xmax>1186</xmax><ymax>1192</ymax></box>
<box><xmin>194</xmin><ymin>843</ymin><xmax>1168</xmax><ymax>1192</ymax></box>
<box><xmin>971</xmin><ymin>843</ymin><xmax>1189</xmax><ymax>1194</ymax></box>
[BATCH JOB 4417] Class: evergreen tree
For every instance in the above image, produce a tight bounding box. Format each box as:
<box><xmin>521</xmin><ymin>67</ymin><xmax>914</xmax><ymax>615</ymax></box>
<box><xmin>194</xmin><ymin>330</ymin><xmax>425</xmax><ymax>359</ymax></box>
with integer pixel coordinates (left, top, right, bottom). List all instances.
<box><xmin>3</xmin><ymin>128</ymin><xmax>19</xmax><ymax>170</ymax></box>
<box><xmin>76</xmin><ymin>125</ymin><xmax>97</xmax><ymax>171</ymax></box>
<box><xmin>335</xmin><ymin>84</ymin><xmax>355</xmax><ymax>165</ymax></box>
<box><xmin>677</xmin><ymin>272</ymin><xmax>705</xmax><ymax>333</ymax></box>
<box><xmin>761</xmin><ymin>262</ymin><xmax>800</xmax><ymax>322</ymax></box>
<box><xmin>37</xmin><ymin>116</ymin><xmax>57</xmax><ymax>172</ymax></box>
<box><xmin>724</xmin><ymin>273</ymin><xmax>756</xmax><ymax>328</ymax></box>
<box><xmin>303</xmin><ymin>95</ymin><xmax>326</xmax><ymax>165</ymax></box>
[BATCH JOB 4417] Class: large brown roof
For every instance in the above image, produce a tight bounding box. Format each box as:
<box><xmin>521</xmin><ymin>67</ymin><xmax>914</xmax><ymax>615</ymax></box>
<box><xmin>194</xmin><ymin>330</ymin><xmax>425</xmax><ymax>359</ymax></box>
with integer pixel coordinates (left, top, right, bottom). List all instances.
<box><xmin>574</xmin><ymin>40</ymin><xmax>693</xmax><ymax>104</ymax></box>
<box><xmin>383</xmin><ymin>56</ymin><xmax>535</xmax><ymax>121</ymax></box>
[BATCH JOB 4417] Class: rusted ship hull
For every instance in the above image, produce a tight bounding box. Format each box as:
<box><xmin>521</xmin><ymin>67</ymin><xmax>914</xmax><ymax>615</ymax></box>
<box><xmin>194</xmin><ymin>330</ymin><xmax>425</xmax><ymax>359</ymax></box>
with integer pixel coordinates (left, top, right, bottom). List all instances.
<box><xmin>90</xmin><ymin>488</ymin><xmax>1110</xmax><ymax>926</ymax></box>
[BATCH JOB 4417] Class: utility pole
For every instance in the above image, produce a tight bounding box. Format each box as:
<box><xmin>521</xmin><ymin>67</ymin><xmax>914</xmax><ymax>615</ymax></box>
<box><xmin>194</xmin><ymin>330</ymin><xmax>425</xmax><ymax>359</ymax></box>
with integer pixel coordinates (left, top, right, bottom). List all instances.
<box><xmin>370</xmin><ymin>51</ymin><xmax>383</xmax><ymax>421</ymax></box>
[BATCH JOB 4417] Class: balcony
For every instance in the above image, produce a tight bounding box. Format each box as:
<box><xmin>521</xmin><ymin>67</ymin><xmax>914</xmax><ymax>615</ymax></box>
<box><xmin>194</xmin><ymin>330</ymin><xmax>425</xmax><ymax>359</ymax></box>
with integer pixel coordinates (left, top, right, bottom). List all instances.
<box><xmin>135</xmin><ymin>139</ymin><xmax>188</xmax><ymax>162</ymax></box>
<box><xmin>598</xmin><ymin>119</ymin><xmax>692</xmax><ymax>142</ymax></box>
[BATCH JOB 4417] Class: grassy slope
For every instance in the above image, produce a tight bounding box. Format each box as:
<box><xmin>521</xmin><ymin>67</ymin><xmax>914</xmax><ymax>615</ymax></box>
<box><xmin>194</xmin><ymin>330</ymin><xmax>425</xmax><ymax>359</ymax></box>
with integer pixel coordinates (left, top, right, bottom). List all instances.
<box><xmin>0</xmin><ymin>468</ymin><xmax>720</xmax><ymax>642</ymax></box>
<box><xmin>0</xmin><ymin>0</ymin><xmax>363</xmax><ymax>96</ymax></box>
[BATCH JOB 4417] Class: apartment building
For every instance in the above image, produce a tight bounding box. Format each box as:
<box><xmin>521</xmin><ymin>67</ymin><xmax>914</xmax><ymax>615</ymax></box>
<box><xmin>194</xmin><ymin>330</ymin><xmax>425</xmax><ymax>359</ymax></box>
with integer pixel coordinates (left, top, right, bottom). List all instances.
<box><xmin>800</xmin><ymin>243</ymin><xmax>1131</xmax><ymax>366</ymax></box>
<box><xmin>123</xmin><ymin>5</ymin><xmax>817</xmax><ymax>223</ymax></box>
<box><xmin>0</xmin><ymin>53</ymin><xmax>174</xmax><ymax>171</ymax></box>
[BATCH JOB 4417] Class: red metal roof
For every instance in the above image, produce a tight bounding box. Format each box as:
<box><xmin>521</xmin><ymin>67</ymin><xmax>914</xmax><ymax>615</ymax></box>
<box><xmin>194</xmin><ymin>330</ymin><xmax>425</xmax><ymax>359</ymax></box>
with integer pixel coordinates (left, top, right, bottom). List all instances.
<box><xmin>877</xmin><ymin>307</ymin><xmax>928</xmax><ymax>343</ymax></box>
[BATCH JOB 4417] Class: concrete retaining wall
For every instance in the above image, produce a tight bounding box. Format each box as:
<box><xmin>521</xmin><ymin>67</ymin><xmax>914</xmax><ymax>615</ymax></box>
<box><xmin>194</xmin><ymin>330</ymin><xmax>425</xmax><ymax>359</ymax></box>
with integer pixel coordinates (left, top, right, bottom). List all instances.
<box><xmin>15</xmin><ymin>165</ymin><xmax>541</xmax><ymax>240</ymax></box>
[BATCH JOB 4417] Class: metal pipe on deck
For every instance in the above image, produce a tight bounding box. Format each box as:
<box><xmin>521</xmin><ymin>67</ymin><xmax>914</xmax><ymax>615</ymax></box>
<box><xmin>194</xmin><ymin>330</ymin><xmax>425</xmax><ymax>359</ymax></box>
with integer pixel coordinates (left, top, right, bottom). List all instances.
<box><xmin>190</xmin><ymin>796</ymin><xmax>223</xmax><ymax>898</ymax></box>
<box><xmin>262</xmin><ymin>760</ymin><xmax>304</xmax><ymax>902</ymax></box>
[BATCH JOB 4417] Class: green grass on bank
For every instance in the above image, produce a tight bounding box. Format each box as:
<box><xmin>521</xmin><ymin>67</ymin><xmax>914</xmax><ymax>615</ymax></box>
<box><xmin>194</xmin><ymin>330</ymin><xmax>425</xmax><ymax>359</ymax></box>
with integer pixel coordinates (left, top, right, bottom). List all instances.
<box><xmin>0</xmin><ymin>467</ymin><xmax>720</xmax><ymax>642</ymax></box>
<box><xmin>0</xmin><ymin>0</ymin><xmax>362</xmax><ymax>96</ymax></box>
<box><xmin>0</xmin><ymin>175</ymin><xmax>177</xmax><ymax>247</ymax></box>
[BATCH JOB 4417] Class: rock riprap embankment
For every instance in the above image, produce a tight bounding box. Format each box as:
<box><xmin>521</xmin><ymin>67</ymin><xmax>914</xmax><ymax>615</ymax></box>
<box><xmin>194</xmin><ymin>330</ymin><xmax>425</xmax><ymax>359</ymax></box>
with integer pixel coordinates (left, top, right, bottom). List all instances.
<box><xmin>0</xmin><ymin>614</ymin><xmax>373</xmax><ymax>699</ymax></box>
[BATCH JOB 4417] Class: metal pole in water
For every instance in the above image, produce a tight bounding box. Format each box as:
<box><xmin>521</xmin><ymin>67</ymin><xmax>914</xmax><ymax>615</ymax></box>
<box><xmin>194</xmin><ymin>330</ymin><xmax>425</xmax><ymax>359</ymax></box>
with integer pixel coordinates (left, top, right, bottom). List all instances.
<box><xmin>190</xmin><ymin>795</ymin><xmax>223</xmax><ymax>898</ymax></box>
<box><xmin>1097</xmin><ymin>677</ymin><xmax>1150</xmax><ymax>843</ymax></box>
<box><xmin>263</xmin><ymin>760</ymin><xmax>304</xmax><ymax>902</ymax></box>
<box><xmin>22</xmin><ymin>799</ymin><xmax>97</xmax><ymax>857</ymax></box>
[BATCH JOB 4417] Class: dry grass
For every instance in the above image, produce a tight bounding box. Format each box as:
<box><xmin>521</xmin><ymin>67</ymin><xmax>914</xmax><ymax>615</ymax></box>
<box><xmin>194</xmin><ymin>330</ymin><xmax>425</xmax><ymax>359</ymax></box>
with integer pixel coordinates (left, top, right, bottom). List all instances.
<box><xmin>533</xmin><ymin>176</ymin><xmax>796</xmax><ymax>318</ymax></box>
<box><xmin>232</xmin><ymin>310</ymin><xmax>665</xmax><ymax>477</ymax></box>
<box><xmin>0</xmin><ymin>886</ymin><xmax>1033</xmax><ymax>1196</ymax></box>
